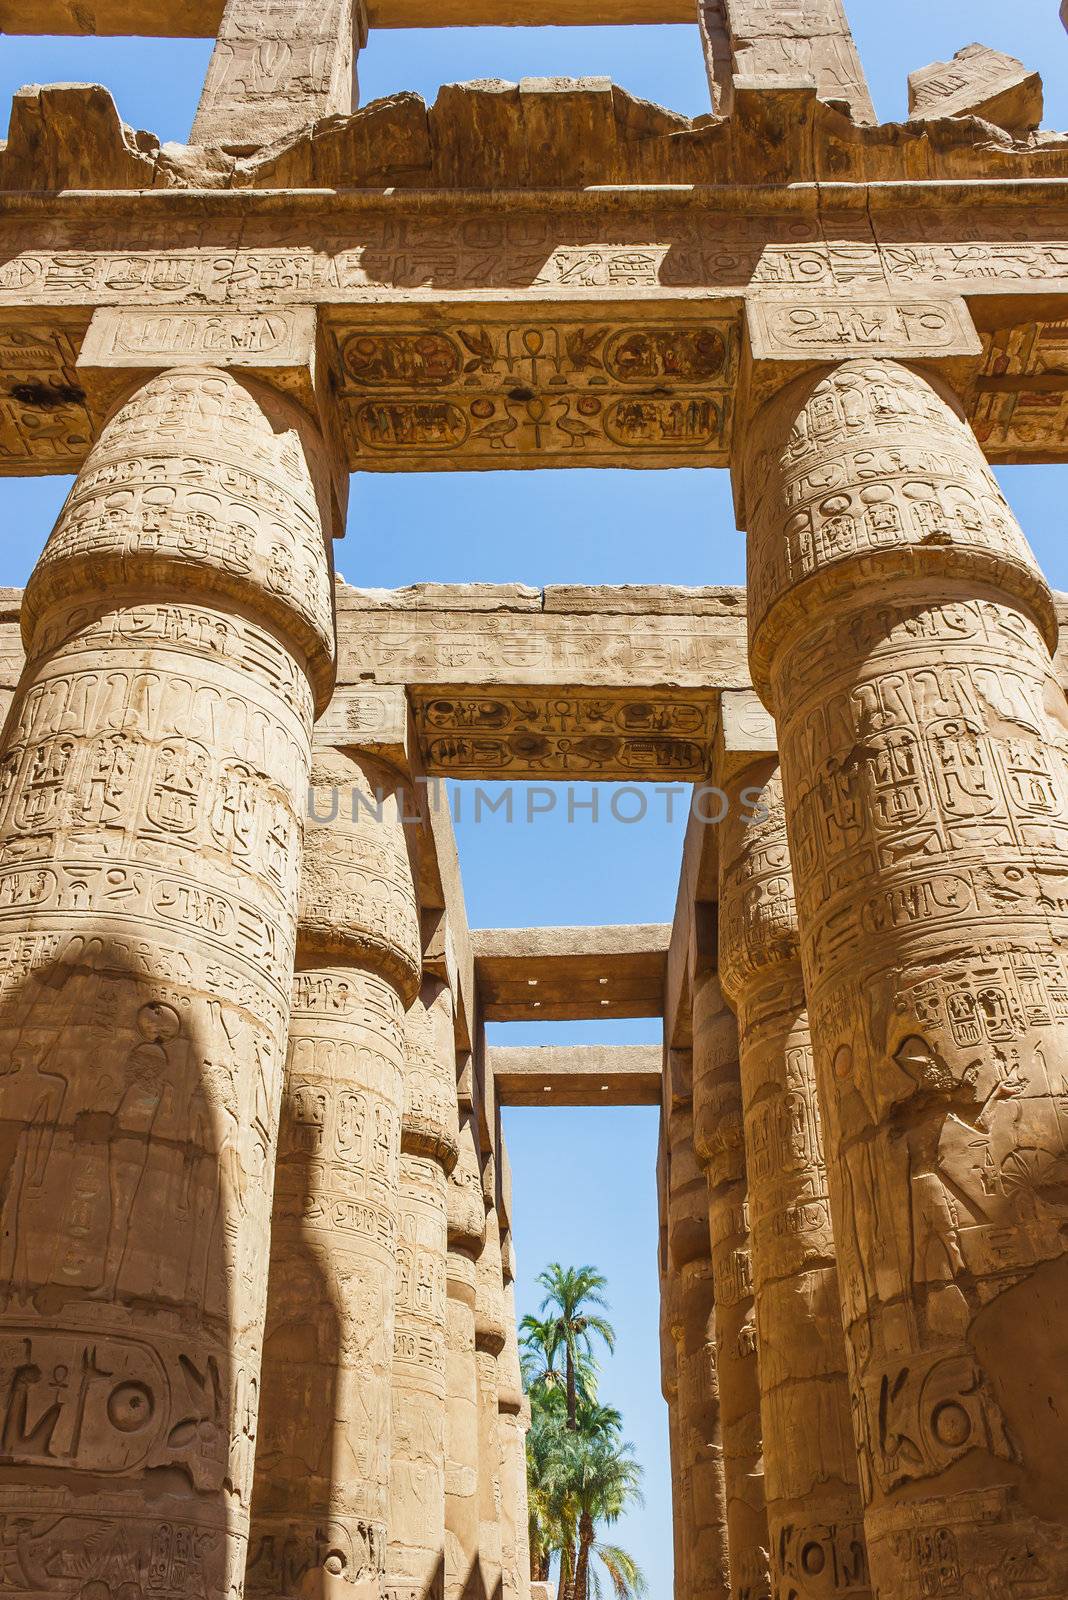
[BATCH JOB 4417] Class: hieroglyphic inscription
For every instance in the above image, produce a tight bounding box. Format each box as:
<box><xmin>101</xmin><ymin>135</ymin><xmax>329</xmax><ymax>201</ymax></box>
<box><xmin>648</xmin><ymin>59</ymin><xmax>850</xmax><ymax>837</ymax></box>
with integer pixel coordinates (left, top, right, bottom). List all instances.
<box><xmin>747</xmin><ymin>358</ymin><xmax>1068</xmax><ymax>1597</ymax></box>
<box><xmin>249</xmin><ymin>752</ymin><xmax>420</xmax><ymax>1596</ymax></box>
<box><xmin>0</xmin><ymin>365</ymin><xmax>335</xmax><ymax>1593</ymax></box>
<box><xmin>691</xmin><ymin>976</ymin><xmax>770</xmax><ymax>1600</ymax></box>
<box><xmin>719</xmin><ymin>759</ymin><xmax>869</xmax><ymax>1599</ymax></box>
<box><xmin>414</xmin><ymin>687</ymin><xmax>718</xmax><ymax>778</ymax></box>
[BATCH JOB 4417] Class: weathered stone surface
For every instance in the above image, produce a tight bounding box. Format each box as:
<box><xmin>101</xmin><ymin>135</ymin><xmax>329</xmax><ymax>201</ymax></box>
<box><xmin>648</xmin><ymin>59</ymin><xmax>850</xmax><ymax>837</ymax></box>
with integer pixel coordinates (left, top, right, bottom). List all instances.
<box><xmin>445</xmin><ymin>1109</ymin><xmax>484</xmax><ymax>1600</ymax></box>
<box><xmin>908</xmin><ymin>44</ymin><xmax>1043</xmax><ymax>136</ymax></box>
<box><xmin>250</xmin><ymin>751</ymin><xmax>420</xmax><ymax>1597</ymax></box>
<box><xmin>667</xmin><ymin>1104</ymin><xmax>730</xmax><ymax>1600</ymax></box>
<box><xmin>0</xmin><ymin>362</ymin><xmax>335</xmax><ymax>1590</ymax></box>
<box><xmin>0</xmin><ymin>0</ymin><xmax>699</xmax><ymax>32</ymax></box>
<box><xmin>490</xmin><ymin>1043</ymin><xmax>662</xmax><ymax>1106</ymax></box>
<box><xmin>700</xmin><ymin>0</ymin><xmax>876</xmax><ymax>124</ymax></box>
<box><xmin>719</xmin><ymin>759</ymin><xmax>869</xmax><ymax>1600</ymax></box>
<box><xmin>744</xmin><ymin>357</ymin><xmax>1068</xmax><ymax>1597</ymax></box>
<box><xmin>692</xmin><ymin>974</ymin><xmax>770</xmax><ymax>1600</ymax></box>
<box><xmin>474</xmin><ymin>924</ymin><xmax>670</xmax><ymax>1022</ymax></box>
<box><xmin>192</xmin><ymin>0</ymin><xmax>367</xmax><ymax>153</ymax></box>
<box><xmin>475</xmin><ymin>1184</ymin><xmax>507</xmax><ymax>1600</ymax></box>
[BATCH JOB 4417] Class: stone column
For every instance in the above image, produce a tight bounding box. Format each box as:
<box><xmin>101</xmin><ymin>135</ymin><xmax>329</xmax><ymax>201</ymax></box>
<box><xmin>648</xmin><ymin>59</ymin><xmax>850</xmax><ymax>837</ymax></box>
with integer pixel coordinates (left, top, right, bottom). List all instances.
<box><xmin>247</xmin><ymin>752</ymin><xmax>421</xmax><ymax>1595</ymax></box>
<box><xmin>476</xmin><ymin>1159</ymin><xmax>508</xmax><ymax>1600</ymax></box>
<box><xmin>499</xmin><ymin>1238</ymin><xmax>532</xmax><ymax>1600</ymax></box>
<box><xmin>659</xmin><ymin>1192</ymin><xmax>688</xmax><ymax>1600</ymax></box>
<box><xmin>192</xmin><ymin>0</ymin><xmax>368</xmax><ymax>151</ymax></box>
<box><xmin>386</xmin><ymin>977</ymin><xmax>460</xmax><ymax>1600</ymax></box>
<box><xmin>743</xmin><ymin>356</ymin><xmax>1068</xmax><ymax>1596</ymax></box>
<box><xmin>446</xmin><ymin>1103</ymin><xmax>486</xmax><ymax>1600</ymax></box>
<box><xmin>718</xmin><ymin>757</ymin><xmax>869</xmax><ymax>1599</ymax></box>
<box><xmin>697</xmin><ymin>0</ymin><xmax>875</xmax><ymax>123</ymax></box>
<box><xmin>0</xmin><ymin>366</ymin><xmax>334</xmax><ymax>1594</ymax></box>
<box><xmin>692</xmin><ymin>973</ymin><xmax>770</xmax><ymax>1600</ymax></box>
<box><xmin>666</xmin><ymin>1082</ymin><xmax>730</xmax><ymax>1600</ymax></box>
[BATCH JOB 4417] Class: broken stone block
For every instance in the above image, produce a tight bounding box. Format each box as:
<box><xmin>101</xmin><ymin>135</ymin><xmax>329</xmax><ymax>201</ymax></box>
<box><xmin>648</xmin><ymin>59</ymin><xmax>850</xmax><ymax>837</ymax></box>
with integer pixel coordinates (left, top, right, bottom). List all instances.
<box><xmin>908</xmin><ymin>42</ymin><xmax>1042</xmax><ymax>135</ymax></box>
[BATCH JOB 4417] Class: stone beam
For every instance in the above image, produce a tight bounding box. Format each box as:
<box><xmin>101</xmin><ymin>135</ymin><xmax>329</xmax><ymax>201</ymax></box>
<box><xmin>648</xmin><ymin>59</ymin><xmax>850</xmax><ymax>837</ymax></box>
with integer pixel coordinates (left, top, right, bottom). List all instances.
<box><xmin>0</xmin><ymin>0</ymin><xmax>698</xmax><ymax>31</ymax></box>
<box><xmin>474</xmin><ymin>925</ymin><xmax>670</xmax><ymax>1021</ymax></box>
<box><xmin>698</xmin><ymin>0</ymin><xmax>875</xmax><ymax>124</ymax></box>
<box><xmin>491</xmin><ymin>1043</ymin><xmax>662</xmax><ymax>1106</ymax></box>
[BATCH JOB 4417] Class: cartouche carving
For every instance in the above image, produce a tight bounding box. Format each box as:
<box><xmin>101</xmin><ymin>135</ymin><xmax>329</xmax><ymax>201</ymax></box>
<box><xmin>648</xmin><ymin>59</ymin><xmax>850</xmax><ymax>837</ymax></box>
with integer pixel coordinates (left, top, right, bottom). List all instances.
<box><xmin>745</xmin><ymin>358</ymin><xmax>1068</xmax><ymax>1598</ymax></box>
<box><xmin>0</xmin><ymin>365</ymin><xmax>335</xmax><ymax>1594</ymax></box>
<box><xmin>249</xmin><ymin>752</ymin><xmax>420</xmax><ymax>1596</ymax></box>
<box><xmin>719</xmin><ymin>758</ymin><xmax>870</xmax><ymax>1600</ymax></box>
<box><xmin>692</xmin><ymin>977</ymin><xmax>771</xmax><ymax>1600</ymax></box>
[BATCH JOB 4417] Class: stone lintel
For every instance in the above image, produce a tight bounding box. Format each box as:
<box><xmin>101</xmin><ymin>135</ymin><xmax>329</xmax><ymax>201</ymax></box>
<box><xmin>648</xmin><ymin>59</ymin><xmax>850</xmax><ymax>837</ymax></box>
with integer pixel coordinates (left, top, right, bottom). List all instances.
<box><xmin>908</xmin><ymin>43</ymin><xmax>1043</xmax><ymax>136</ymax></box>
<box><xmin>490</xmin><ymin>1044</ymin><xmax>662</xmax><ymax>1106</ymax></box>
<box><xmin>77</xmin><ymin>304</ymin><xmax>350</xmax><ymax>534</ymax></box>
<box><xmin>0</xmin><ymin>0</ymin><xmax>697</xmax><ymax>31</ymax></box>
<box><xmin>714</xmin><ymin>687</ymin><xmax>776</xmax><ymax>783</ymax></box>
<box><xmin>474</xmin><ymin>924</ymin><xmax>670</xmax><ymax>1021</ymax></box>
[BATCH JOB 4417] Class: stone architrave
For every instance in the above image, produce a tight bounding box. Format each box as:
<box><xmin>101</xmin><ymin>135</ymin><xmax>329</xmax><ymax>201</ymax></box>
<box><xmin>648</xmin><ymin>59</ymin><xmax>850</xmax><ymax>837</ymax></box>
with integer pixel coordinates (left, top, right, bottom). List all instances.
<box><xmin>446</xmin><ymin>1104</ymin><xmax>486</xmax><ymax>1600</ymax></box>
<box><xmin>718</xmin><ymin>757</ymin><xmax>870</xmax><ymax>1600</ymax></box>
<box><xmin>192</xmin><ymin>0</ymin><xmax>368</xmax><ymax>151</ymax></box>
<box><xmin>499</xmin><ymin>1241</ymin><xmax>532</xmax><ymax>1600</ymax></box>
<box><xmin>475</xmin><ymin>1161</ymin><xmax>508</xmax><ymax>1600</ymax></box>
<box><xmin>907</xmin><ymin>43</ymin><xmax>1042</xmax><ymax>135</ymax></box>
<box><xmin>743</xmin><ymin>357</ymin><xmax>1068</xmax><ymax>1597</ymax></box>
<box><xmin>386</xmin><ymin>977</ymin><xmax>461</xmax><ymax>1600</ymax></box>
<box><xmin>698</xmin><ymin>0</ymin><xmax>875</xmax><ymax>122</ymax></box>
<box><xmin>666</xmin><ymin>1098</ymin><xmax>730</xmax><ymax>1600</ymax></box>
<box><xmin>692</xmin><ymin>974</ymin><xmax>771</xmax><ymax>1600</ymax></box>
<box><xmin>248</xmin><ymin>751</ymin><xmax>421</xmax><ymax>1595</ymax></box>
<box><xmin>0</xmin><ymin>365</ymin><xmax>335</xmax><ymax>1593</ymax></box>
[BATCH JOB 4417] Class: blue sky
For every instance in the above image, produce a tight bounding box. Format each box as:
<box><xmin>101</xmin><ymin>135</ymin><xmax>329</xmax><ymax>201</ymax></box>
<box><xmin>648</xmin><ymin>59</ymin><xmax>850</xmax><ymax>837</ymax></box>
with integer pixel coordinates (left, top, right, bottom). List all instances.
<box><xmin>2</xmin><ymin>5</ymin><xmax>1068</xmax><ymax>1595</ymax></box>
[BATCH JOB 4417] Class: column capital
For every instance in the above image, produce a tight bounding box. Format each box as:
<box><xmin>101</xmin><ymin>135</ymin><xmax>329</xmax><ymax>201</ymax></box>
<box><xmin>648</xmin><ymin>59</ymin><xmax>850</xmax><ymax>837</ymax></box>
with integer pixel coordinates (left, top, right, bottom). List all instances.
<box><xmin>77</xmin><ymin>303</ymin><xmax>349</xmax><ymax>538</ymax></box>
<box><xmin>733</xmin><ymin>293</ymin><xmax>983</xmax><ymax>526</ymax></box>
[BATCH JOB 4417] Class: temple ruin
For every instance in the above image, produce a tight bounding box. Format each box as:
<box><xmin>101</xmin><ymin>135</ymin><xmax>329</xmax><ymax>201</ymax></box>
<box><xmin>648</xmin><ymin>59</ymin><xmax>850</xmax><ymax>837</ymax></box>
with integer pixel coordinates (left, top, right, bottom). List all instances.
<box><xmin>0</xmin><ymin>1</ymin><xmax>1066</xmax><ymax>1596</ymax></box>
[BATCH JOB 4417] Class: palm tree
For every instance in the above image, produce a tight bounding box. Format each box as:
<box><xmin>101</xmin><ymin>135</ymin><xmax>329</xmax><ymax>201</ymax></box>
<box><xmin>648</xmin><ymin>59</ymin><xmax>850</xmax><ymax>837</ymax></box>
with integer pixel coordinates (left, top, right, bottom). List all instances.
<box><xmin>536</xmin><ymin>1263</ymin><xmax>616</xmax><ymax>1429</ymax></box>
<box><xmin>567</xmin><ymin>1434</ymin><xmax>645</xmax><ymax>1600</ymax></box>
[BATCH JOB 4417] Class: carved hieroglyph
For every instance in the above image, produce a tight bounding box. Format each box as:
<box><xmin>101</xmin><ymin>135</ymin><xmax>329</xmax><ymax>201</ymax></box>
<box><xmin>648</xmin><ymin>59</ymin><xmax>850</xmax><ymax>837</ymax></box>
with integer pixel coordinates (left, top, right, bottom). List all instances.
<box><xmin>0</xmin><ymin>364</ymin><xmax>335</xmax><ymax>1594</ymax></box>
<box><xmin>692</xmin><ymin>974</ymin><xmax>770</xmax><ymax>1600</ymax></box>
<box><xmin>249</xmin><ymin>752</ymin><xmax>421</xmax><ymax>1595</ymax></box>
<box><xmin>698</xmin><ymin>0</ymin><xmax>875</xmax><ymax>123</ymax></box>
<box><xmin>387</xmin><ymin>978</ymin><xmax>460</xmax><ymax>1600</ymax></box>
<box><xmin>475</xmin><ymin>1172</ymin><xmax>508</xmax><ymax>1600</ymax></box>
<box><xmin>192</xmin><ymin>0</ymin><xmax>367</xmax><ymax>151</ymax></box>
<box><xmin>718</xmin><ymin>759</ymin><xmax>869</xmax><ymax>1599</ymax></box>
<box><xmin>666</xmin><ymin>1102</ymin><xmax>730</xmax><ymax>1600</ymax></box>
<box><xmin>744</xmin><ymin>357</ymin><xmax>1068</xmax><ymax>1598</ymax></box>
<box><xmin>445</xmin><ymin>1106</ymin><xmax>485</xmax><ymax>1600</ymax></box>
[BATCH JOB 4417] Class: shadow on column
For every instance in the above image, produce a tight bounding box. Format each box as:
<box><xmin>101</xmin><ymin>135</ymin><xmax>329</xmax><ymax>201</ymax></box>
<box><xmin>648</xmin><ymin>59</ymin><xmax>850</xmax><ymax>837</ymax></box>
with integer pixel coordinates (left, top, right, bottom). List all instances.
<box><xmin>245</xmin><ymin>1089</ymin><xmax>354</xmax><ymax>1597</ymax></box>
<box><xmin>0</xmin><ymin>934</ymin><xmax>243</xmax><ymax>1598</ymax></box>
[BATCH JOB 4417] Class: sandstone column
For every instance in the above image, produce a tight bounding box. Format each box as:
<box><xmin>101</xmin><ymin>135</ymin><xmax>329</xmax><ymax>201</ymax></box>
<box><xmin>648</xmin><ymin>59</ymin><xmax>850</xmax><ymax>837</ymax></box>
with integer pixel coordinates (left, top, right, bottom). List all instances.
<box><xmin>718</xmin><ymin>757</ymin><xmax>869</xmax><ymax>1599</ymax></box>
<box><xmin>475</xmin><ymin>1158</ymin><xmax>508</xmax><ymax>1600</ymax></box>
<box><xmin>743</xmin><ymin>356</ymin><xmax>1068</xmax><ymax>1595</ymax></box>
<box><xmin>499</xmin><ymin>1235</ymin><xmax>532</xmax><ymax>1600</ymax></box>
<box><xmin>692</xmin><ymin>974</ymin><xmax>770</xmax><ymax>1600</ymax></box>
<box><xmin>659</xmin><ymin>1202</ymin><xmax>688</xmax><ymax>1600</ymax></box>
<box><xmin>446</xmin><ymin>1102</ymin><xmax>487</xmax><ymax>1600</ymax></box>
<box><xmin>0</xmin><ymin>366</ymin><xmax>334</xmax><ymax>1593</ymax></box>
<box><xmin>665</xmin><ymin>1076</ymin><xmax>730</xmax><ymax>1600</ymax></box>
<box><xmin>192</xmin><ymin>0</ymin><xmax>368</xmax><ymax>151</ymax></box>
<box><xmin>248</xmin><ymin>751</ymin><xmax>421</xmax><ymax>1594</ymax></box>
<box><xmin>387</xmin><ymin>975</ymin><xmax>460</xmax><ymax>1600</ymax></box>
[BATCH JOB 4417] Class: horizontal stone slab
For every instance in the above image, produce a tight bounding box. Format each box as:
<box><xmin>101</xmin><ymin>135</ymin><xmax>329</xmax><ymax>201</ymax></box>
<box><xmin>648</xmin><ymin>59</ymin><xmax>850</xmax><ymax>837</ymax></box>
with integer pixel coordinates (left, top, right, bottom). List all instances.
<box><xmin>474</xmin><ymin>924</ymin><xmax>670</xmax><ymax>1020</ymax></box>
<box><xmin>491</xmin><ymin>1043</ymin><xmax>662</xmax><ymax>1106</ymax></box>
<box><xmin>0</xmin><ymin>0</ymin><xmax>696</xmax><ymax>31</ymax></box>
